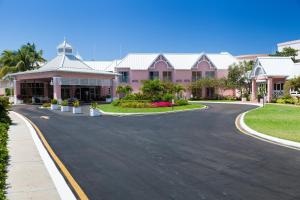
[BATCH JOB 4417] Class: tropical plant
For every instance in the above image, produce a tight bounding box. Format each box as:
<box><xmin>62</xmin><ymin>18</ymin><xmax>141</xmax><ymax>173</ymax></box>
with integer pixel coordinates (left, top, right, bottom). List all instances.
<box><xmin>90</xmin><ymin>102</ymin><xmax>98</xmax><ymax>109</ymax></box>
<box><xmin>175</xmin><ymin>99</ymin><xmax>188</xmax><ymax>106</ymax></box>
<box><xmin>73</xmin><ymin>100</ymin><xmax>80</xmax><ymax>107</ymax></box>
<box><xmin>0</xmin><ymin>43</ymin><xmax>46</xmax><ymax>78</ymax></box>
<box><xmin>116</xmin><ymin>85</ymin><xmax>133</xmax><ymax>98</ymax></box>
<box><xmin>141</xmin><ymin>80</ymin><xmax>164</xmax><ymax>101</ymax></box>
<box><xmin>51</xmin><ymin>99</ymin><xmax>58</xmax><ymax>105</ymax></box>
<box><xmin>42</xmin><ymin>103</ymin><xmax>51</xmax><ymax>108</ymax></box>
<box><xmin>61</xmin><ymin>100</ymin><xmax>68</xmax><ymax>106</ymax></box>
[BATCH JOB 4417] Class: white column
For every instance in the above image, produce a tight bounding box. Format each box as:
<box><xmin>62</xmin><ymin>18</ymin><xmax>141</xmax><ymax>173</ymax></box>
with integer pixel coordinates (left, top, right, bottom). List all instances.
<box><xmin>52</xmin><ymin>77</ymin><xmax>62</xmax><ymax>102</ymax></box>
<box><xmin>267</xmin><ymin>78</ymin><xmax>273</xmax><ymax>103</ymax></box>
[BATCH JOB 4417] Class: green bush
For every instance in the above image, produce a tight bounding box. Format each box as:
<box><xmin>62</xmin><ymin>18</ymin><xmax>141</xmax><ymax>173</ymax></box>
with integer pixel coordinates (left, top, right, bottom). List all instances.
<box><xmin>73</xmin><ymin>100</ymin><xmax>80</xmax><ymax>107</ymax></box>
<box><xmin>175</xmin><ymin>99</ymin><xmax>188</xmax><ymax>106</ymax></box>
<box><xmin>122</xmin><ymin>93</ymin><xmax>148</xmax><ymax>101</ymax></box>
<box><xmin>51</xmin><ymin>99</ymin><xmax>58</xmax><ymax>104</ymax></box>
<box><xmin>162</xmin><ymin>93</ymin><xmax>174</xmax><ymax>102</ymax></box>
<box><xmin>0</xmin><ymin>96</ymin><xmax>10</xmax><ymax>199</ymax></box>
<box><xmin>224</xmin><ymin>96</ymin><xmax>238</xmax><ymax>101</ymax></box>
<box><xmin>61</xmin><ymin>100</ymin><xmax>68</xmax><ymax>106</ymax></box>
<box><xmin>90</xmin><ymin>102</ymin><xmax>98</xmax><ymax>109</ymax></box>
<box><xmin>111</xmin><ymin>99</ymin><xmax>121</xmax><ymax>106</ymax></box>
<box><xmin>42</xmin><ymin>103</ymin><xmax>51</xmax><ymax>108</ymax></box>
<box><xmin>276</xmin><ymin>96</ymin><xmax>297</xmax><ymax>104</ymax></box>
<box><xmin>0</xmin><ymin>97</ymin><xmax>11</xmax><ymax>125</ymax></box>
<box><xmin>119</xmin><ymin>101</ymin><xmax>151</xmax><ymax>108</ymax></box>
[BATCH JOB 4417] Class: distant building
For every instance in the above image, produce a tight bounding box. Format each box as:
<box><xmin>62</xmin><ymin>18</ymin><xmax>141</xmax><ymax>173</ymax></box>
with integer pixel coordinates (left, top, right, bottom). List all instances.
<box><xmin>277</xmin><ymin>39</ymin><xmax>300</xmax><ymax>60</ymax></box>
<box><xmin>236</xmin><ymin>54</ymin><xmax>269</xmax><ymax>62</ymax></box>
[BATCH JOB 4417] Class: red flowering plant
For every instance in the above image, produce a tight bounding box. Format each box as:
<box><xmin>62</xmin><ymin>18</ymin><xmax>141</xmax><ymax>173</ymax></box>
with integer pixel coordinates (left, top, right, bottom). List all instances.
<box><xmin>151</xmin><ymin>101</ymin><xmax>173</xmax><ymax>107</ymax></box>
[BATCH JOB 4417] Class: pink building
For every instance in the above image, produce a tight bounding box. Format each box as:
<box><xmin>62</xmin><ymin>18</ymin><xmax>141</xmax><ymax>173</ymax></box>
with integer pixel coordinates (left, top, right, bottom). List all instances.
<box><xmin>250</xmin><ymin>56</ymin><xmax>300</xmax><ymax>102</ymax></box>
<box><xmin>114</xmin><ymin>52</ymin><xmax>238</xmax><ymax>99</ymax></box>
<box><xmin>1</xmin><ymin>40</ymin><xmax>117</xmax><ymax>104</ymax></box>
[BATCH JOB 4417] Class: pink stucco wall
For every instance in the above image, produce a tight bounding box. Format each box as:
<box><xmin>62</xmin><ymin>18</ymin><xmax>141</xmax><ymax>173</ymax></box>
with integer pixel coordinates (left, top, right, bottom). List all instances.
<box><xmin>115</xmin><ymin>55</ymin><xmax>235</xmax><ymax>98</ymax></box>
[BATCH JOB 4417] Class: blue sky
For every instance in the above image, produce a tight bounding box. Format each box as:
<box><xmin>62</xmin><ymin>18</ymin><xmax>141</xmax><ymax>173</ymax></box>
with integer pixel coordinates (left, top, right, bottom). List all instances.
<box><xmin>0</xmin><ymin>0</ymin><xmax>299</xmax><ymax>61</ymax></box>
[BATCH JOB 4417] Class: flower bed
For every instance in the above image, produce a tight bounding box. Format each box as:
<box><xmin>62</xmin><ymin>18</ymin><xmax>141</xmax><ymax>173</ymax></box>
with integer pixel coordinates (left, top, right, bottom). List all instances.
<box><xmin>151</xmin><ymin>102</ymin><xmax>172</xmax><ymax>107</ymax></box>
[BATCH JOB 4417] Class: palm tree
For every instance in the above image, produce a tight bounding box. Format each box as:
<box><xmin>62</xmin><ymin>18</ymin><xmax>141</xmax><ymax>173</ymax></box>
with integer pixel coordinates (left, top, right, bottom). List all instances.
<box><xmin>0</xmin><ymin>50</ymin><xmax>17</xmax><ymax>67</ymax></box>
<box><xmin>16</xmin><ymin>43</ymin><xmax>46</xmax><ymax>70</ymax></box>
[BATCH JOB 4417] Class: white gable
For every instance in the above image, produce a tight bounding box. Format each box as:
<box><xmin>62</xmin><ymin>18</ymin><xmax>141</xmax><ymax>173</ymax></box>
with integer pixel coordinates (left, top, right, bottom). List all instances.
<box><xmin>164</xmin><ymin>54</ymin><xmax>201</xmax><ymax>69</ymax></box>
<box><xmin>206</xmin><ymin>52</ymin><xmax>238</xmax><ymax>70</ymax></box>
<box><xmin>251</xmin><ymin>57</ymin><xmax>300</xmax><ymax>79</ymax></box>
<box><xmin>115</xmin><ymin>52</ymin><xmax>237</xmax><ymax>70</ymax></box>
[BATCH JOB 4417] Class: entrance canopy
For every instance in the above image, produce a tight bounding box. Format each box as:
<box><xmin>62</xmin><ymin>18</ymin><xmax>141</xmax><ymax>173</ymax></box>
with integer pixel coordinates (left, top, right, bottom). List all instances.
<box><xmin>1</xmin><ymin>40</ymin><xmax>118</xmax><ymax>104</ymax></box>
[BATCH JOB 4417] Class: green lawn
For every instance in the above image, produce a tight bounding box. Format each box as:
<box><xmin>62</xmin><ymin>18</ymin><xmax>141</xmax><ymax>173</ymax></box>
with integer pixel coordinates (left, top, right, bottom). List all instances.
<box><xmin>244</xmin><ymin>104</ymin><xmax>300</xmax><ymax>142</ymax></box>
<box><xmin>98</xmin><ymin>104</ymin><xmax>205</xmax><ymax>113</ymax></box>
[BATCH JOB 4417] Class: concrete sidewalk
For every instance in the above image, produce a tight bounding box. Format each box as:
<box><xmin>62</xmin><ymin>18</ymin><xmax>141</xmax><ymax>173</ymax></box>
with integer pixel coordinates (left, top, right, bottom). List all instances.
<box><xmin>6</xmin><ymin>112</ymin><xmax>61</xmax><ymax>200</ymax></box>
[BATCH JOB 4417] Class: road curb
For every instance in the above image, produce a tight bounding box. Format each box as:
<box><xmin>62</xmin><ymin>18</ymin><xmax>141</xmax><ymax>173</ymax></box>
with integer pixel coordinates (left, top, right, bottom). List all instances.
<box><xmin>189</xmin><ymin>101</ymin><xmax>263</xmax><ymax>107</ymax></box>
<box><xmin>11</xmin><ymin>111</ymin><xmax>89</xmax><ymax>200</ymax></box>
<box><xmin>235</xmin><ymin>110</ymin><xmax>300</xmax><ymax>151</ymax></box>
<box><xmin>98</xmin><ymin>106</ymin><xmax>207</xmax><ymax>116</ymax></box>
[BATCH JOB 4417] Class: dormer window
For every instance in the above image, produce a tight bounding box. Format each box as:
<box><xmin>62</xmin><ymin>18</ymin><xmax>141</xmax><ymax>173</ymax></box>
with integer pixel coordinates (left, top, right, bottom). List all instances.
<box><xmin>57</xmin><ymin>39</ymin><xmax>73</xmax><ymax>55</ymax></box>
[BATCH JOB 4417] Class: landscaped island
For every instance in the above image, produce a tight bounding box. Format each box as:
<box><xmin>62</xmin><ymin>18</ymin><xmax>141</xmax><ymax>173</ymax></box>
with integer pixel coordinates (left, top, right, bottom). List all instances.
<box><xmin>98</xmin><ymin>103</ymin><xmax>204</xmax><ymax>113</ymax></box>
<box><xmin>244</xmin><ymin>104</ymin><xmax>300</xmax><ymax>143</ymax></box>
<box><xmin>100</xmin><ymin>80</ymin><xmax>205</xmax><ymax>114</ymax></box>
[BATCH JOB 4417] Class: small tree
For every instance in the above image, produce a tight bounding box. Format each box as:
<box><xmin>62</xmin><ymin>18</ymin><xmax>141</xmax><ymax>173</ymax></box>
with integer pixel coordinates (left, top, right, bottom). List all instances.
<box><xmin>116</xmin><ymin>85</ymin><xmax>133</xmax><ymax>98</ymax></box>
<box><xmin>284</xmin><ymin>76</ymin><xmax>300</xmax><ymax>95</ymax></box>
<box><xmin>141</xmin><ymin>80</ymin><xmax>164</xmax><ymax>101</ymax></box>
<box><xmin>227</xmin><ymin>61</ymin><xmax>253</xmax><ymax>97</ymax></box>
<box><xmin>270</xmin><ymin>47</ymin><xmax>298</xmax><ymax>61</ymax></box>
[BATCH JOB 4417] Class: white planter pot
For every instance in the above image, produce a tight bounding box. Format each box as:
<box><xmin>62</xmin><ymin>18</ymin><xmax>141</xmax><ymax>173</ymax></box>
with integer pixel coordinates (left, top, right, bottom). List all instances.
<box><xmin>259</xmin><ymin>98</ymin><xmax>264</xmax><ymax>104</ymax></box>
<box><xmin>61</xmin><ymin>106</ymin><xmax>70</xmax><ymax>112</ymax></box>
<box><xmin>16</xmin><ymin>99</ymin><xmax>23</xmax><ymax>104</ymax></box>
<box><xmin>106</xmin><ymin>98</ymin><xmax>112</xmax><ymax>103</ymax></box>
<box><xmin>51</xmin><ymin>104</ymin><xmax>59</xmax><ymax>110</ymax></box>
<box><xmin>72</xmin><ymin>107</ymin><xmax>81</xmax><ymax>114</ymax></box>
<box><xmin>90</xmin><ymin>108</ymin><xmax>101</xmax><ymax>116</ymax></box>
<box><xmin>242</xmin><ymin>97</ymin><xmax>247</xmax><ymax>102</ymax></box>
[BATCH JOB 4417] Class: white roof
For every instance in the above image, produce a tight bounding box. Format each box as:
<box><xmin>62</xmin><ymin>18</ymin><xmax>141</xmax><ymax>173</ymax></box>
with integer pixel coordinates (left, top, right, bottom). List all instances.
<box><xmin>164</xmin><ymin>53</ymin><xmax>201</xmax><ymax>69</ymax></box>
<box><xmin>252</xmin><ymin>57</ymin><xmax>300</xmax><ymax>79</ymax></box>
<box><xmin>41</xmin><ymin>54</ymin><xmax>93</xmax><ymax>71</ymax></box>
<box><xmin>84</xmin><ymin>61</ymin><xmax>112</xmax><ymax>71</ymax></box>
<box><xmin>106</xmin><ymin>59</ymin><xmax>122</xmax><ymax>72</ymax></box>
<box><xmin>116</xmin><ymin>53</ymin><xmax>159</xmax><ymax>70</ymax></box>
<box><xmin>4</xmin><ymin>53</ymin><xmax>117</xmax><ymax>79</ymax></box>
<box><xmin>277</xmin><ymin>39</ymin><xmax>300</xmax><ymax>47</ymax></box>
<box><xmin>206</xmin><ymin>52</ymin><xmax>238</xmax><ymax>69</ymax></box>
<box><xmin>116</xmin><ymin>52</ymin><xmax>237</xmax><ymax>70</ymax></box>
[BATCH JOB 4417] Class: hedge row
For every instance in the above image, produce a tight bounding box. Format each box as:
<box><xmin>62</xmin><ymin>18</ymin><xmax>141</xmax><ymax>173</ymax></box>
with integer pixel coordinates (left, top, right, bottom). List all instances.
<box><xmin>0</xmin><ymin>97</ymin><xmax>11</xmax><ymax>199</ymax></box>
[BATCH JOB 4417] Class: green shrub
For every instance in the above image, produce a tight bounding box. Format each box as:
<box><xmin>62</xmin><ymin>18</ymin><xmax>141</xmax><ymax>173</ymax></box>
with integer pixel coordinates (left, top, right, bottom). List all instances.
<box><xmin>224</xmin><ymin>96</ymin><xmax>238</xmax><ymax>101</ymax></box>
<box><xmin>51</xmin><ymin>99</ymin><xmax>58</xmax><ymax>104</ymax></box>
<box><xmin>276</xmin><ymin>96</ymin><xmax>297</xmax><ymax>104</ymax></box>
<box><xmin>0</xmin><ymin>96</ymin><xmax>10</xmax><ymax>199</ymax></box>
<box><xmin>162</xmin><ymin>93</ymin><xmax>174</xmax><ymax>102</ymax></box>
<box><xmin>0</xmin><ymin>97</ymin><xmax>11</xmax><ymax>125</ymax></box>
<box><xmin>111</xmin><ymin>99</ymin><xmax>121</xmax><ymax>106</ymax></box>
<box><xmin>123</xmin><ymin>93</ymin><xmax>148</xmax><ymax>101</ymax></box>
<box><xmin>90</xmin><ymin>102</ymin><xmax>98</xmax><ymax>109</ymax></box>
<box><xmin>61</xmin><ymin>100</ymin><xmax>68</xmax><ymax>106</ymax></box>
<box><xmin>73</xmin><ymin>100</ymin><xmax>80</xmax><ymax>107</ymax></box>
<box><xmin>175</xmin><ymin>99</ymin><xmax>188</xmax><ymax>106</ymax></box>
<box><xmin>119</xmin><ymin>101</ymin><xmax>151</xmax><ymax>108</ymax></box>
<box><xmin>42</xmin><ymin>103</ymin><xmax>51</xmax><ymax>108</ymax></box>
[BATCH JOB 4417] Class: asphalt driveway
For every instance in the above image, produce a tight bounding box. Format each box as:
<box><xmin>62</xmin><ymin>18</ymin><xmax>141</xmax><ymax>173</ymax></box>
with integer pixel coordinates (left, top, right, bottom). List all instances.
<box><xmin>13</xmin><ymin>104</ymin><xmax>300</xmax><ymax>200</ymax></box>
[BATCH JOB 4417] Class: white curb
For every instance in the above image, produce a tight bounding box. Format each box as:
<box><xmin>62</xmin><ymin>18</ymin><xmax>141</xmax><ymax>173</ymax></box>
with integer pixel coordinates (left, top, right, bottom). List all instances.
<box><xmin>238</xmin><ymin>110</ymin><xmax>300</xmax><ymax>150</ymax></box>
<box><xmin>189</xmin><ymin>100</ymin><xmax>263</xmax><ymax>107</ymax></box>
<box><xmin>98</xmin><ymin>106</ymin><xmax>207</xmax><ymax>116</ymax></box>
<box><xmin>11</xmin><ymin>111</ymin><xmax>77</xmax><ymax>200</ymax></box>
